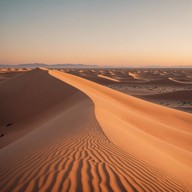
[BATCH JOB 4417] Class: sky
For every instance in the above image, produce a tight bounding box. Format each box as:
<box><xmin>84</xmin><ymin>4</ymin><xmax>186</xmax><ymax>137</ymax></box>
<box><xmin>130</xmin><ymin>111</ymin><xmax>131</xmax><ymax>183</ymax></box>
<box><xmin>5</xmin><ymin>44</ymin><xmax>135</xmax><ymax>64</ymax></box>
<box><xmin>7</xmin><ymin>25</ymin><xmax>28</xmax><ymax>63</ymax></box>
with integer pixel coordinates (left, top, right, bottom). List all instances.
<box><xmin>0</xmin><ymin>0</ymin><xmax>192</xmax><ymax>66</ymax></box>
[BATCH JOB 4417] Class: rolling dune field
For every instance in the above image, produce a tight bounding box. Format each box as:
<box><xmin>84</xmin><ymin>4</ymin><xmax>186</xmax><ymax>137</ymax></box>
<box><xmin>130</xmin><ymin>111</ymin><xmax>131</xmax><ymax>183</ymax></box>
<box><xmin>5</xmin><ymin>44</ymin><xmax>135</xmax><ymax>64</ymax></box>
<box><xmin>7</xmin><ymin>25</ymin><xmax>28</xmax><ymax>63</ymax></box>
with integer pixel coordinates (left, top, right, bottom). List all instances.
<box><xmin>0</xmin><ymin>68</ymin><xmax>192</xmax><ymax>192</ymax></box>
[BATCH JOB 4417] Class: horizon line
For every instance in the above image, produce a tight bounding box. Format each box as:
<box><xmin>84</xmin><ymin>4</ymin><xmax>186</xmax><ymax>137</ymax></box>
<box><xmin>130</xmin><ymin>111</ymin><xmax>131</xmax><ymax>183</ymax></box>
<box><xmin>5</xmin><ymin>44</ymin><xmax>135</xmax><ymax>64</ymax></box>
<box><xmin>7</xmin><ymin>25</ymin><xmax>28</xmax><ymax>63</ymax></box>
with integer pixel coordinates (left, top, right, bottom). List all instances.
<box><xmin>0</xmin><ymin>63</ymin><xmax>192</xmax><ymax>68</ymax></box>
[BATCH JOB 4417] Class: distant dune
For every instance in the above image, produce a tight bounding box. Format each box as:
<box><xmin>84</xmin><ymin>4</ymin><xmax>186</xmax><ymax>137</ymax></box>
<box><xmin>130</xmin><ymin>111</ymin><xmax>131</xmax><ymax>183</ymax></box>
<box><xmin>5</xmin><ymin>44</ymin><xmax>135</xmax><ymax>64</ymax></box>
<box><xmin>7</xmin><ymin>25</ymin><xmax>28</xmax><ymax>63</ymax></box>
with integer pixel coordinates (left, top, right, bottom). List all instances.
<box><xmin>141</xmin><ymin>89</ymin><xmax>192</xmax><ymax>101</ymax></box>
<box><xmin>143</xmin><ymin>78</ymin><xmax>182</xmax><ymax>85</ymax></box>
<box><xmin>97</xmin><ymin>74</ymin><xmax>120</xmax><ymax>82</ymax></box>
<box><xmin>169</xmin><ymin>77</ymin><xmax>192</xmax><ymax>84</ymax></box>
<box><xmin>0</xmin><ymin>68</ymin><xmax>192</xmax><ymax>191</ymax></box>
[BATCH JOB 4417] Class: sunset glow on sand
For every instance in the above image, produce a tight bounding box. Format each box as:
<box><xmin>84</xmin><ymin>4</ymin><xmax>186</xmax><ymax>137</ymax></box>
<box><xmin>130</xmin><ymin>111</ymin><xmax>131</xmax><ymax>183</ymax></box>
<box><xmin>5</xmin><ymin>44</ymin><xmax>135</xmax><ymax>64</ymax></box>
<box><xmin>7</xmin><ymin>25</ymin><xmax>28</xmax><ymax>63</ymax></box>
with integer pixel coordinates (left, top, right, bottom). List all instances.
<box><xmin>0</xmin><ymin>1</ymin><xmax>192</xmax><ymax>192</ymax></box>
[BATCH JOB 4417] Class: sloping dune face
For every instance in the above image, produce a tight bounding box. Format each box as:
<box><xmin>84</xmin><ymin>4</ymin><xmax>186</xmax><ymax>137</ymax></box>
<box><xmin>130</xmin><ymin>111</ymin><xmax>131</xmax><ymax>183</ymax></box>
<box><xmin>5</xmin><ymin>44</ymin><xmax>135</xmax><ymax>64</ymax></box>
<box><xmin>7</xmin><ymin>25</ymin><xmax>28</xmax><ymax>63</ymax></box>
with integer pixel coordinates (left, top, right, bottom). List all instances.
<box><xmin>50</xmin><ymin>70</ymin><xmax>192</xmax><ymax>188</ymax></box>
<box><xmin>0</xmin><ymin>68</ymin><xmax>80</xmax><ymax>148</ymax></box>
<box><xmin>0</xmin><ymin>68</ymin><xmax>191</xmax><ymax>192</ymax></box>
<box><xmin>142</xmin><ymin>89</ymin><xmax>192</xmax><ymax>101</ymax></box>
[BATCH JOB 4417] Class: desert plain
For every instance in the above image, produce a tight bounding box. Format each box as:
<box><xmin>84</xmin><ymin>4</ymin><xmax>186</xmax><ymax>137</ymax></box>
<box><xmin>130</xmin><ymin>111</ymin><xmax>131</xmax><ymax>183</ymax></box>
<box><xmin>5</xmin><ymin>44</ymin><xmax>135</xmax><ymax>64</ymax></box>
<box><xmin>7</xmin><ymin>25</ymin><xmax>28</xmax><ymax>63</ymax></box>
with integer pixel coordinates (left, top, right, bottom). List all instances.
<box><xmin>0</xmin><ymin>67</ymin><xmax>192</xmax><ymax>192</ymax></box>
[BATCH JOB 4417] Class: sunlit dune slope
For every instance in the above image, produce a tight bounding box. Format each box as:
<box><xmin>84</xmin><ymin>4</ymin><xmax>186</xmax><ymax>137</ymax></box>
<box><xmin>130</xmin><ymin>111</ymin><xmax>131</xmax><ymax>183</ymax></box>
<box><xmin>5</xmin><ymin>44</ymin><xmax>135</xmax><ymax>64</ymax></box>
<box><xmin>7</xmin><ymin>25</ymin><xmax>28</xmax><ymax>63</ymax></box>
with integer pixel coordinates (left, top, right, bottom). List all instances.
<box><xmin>50</xmin><ymin>69</ymin><xmax>192</xmax><ymax>187</ymax></box>
<box><xmin>169</xmin><ymin>77</ymin><xmax>192</xmax><ymax>84</ymax></box>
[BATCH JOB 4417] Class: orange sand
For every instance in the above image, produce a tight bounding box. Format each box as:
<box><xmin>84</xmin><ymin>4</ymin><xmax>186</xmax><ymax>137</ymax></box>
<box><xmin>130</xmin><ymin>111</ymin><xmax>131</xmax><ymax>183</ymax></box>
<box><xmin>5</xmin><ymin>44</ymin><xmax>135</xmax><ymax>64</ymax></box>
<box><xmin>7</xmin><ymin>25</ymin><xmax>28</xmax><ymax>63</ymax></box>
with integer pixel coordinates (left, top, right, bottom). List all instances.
<box><xmin>0</xmin><ymin>68</ymin><xmax>191</xmax><ymax>191</ymax></box>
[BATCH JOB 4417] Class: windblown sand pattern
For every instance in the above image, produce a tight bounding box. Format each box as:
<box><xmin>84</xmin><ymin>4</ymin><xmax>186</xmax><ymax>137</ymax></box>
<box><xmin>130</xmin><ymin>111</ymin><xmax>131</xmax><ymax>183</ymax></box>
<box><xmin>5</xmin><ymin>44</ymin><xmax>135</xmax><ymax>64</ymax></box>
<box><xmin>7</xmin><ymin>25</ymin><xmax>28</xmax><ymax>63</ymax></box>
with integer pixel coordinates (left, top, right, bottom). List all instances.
<box><xmin>0</xmin><ymin>68</ymin><xmax>192</xmax><ymax>191</ymax></box>
<box><xmin>0</xmin><ymin>102</ymin><xmax>189</xmax><ymax>192</ymax></box>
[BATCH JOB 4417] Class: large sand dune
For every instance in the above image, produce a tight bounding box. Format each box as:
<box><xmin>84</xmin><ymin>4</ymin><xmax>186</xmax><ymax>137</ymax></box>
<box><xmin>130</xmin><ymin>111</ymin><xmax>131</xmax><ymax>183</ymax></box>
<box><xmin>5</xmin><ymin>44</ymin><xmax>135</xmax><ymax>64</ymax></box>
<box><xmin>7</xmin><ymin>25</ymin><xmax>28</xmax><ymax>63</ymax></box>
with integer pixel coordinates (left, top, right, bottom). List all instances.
<box><xmin>0</xmin><ymin>68</ymin><xmax>192</xmax><ymax>191</ymax></box>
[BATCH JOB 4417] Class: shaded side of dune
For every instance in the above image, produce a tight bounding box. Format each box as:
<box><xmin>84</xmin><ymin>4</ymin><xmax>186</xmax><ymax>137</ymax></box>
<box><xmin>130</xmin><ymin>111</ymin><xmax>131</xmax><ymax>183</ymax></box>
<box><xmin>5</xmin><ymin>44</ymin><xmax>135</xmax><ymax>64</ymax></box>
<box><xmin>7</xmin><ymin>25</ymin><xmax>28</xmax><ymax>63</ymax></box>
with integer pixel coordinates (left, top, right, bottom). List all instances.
<box><xmin>0</xmin><ymin>68</ymin><xmax>81</xmax><ymax>148</ymax></box>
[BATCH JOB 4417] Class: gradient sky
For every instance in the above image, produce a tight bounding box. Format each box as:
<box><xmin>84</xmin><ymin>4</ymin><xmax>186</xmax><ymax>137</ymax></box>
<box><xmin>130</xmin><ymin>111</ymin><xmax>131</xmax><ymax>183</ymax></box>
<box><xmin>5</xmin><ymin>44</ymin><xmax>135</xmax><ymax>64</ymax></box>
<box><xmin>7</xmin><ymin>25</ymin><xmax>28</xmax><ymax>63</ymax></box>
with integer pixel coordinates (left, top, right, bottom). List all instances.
<box><xmin>0</xmin><ymin>0</ymin><xmax>192</xmax><ymax>66</ymax></box>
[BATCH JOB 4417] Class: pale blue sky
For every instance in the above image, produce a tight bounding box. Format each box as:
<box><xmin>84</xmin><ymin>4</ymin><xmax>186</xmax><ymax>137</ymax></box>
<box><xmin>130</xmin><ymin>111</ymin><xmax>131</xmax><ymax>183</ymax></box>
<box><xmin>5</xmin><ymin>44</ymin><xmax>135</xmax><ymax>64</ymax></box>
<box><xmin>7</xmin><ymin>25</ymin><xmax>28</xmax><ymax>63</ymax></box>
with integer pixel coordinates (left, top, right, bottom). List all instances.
<box><xmin>0</xmin><ymin>0</ymin><xmax>192</xmax><ymax>66</ymax></box>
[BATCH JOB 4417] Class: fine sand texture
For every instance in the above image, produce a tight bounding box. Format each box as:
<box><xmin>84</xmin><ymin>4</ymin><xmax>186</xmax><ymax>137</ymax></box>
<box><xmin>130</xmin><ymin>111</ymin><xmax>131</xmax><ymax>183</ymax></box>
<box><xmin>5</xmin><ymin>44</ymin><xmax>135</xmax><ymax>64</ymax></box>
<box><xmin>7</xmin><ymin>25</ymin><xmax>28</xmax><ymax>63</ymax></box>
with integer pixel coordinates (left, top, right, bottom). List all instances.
<box><xmin>0</xmin><ymin>68</ymin><xmax>192</xmax><ymax>192</ymax></box>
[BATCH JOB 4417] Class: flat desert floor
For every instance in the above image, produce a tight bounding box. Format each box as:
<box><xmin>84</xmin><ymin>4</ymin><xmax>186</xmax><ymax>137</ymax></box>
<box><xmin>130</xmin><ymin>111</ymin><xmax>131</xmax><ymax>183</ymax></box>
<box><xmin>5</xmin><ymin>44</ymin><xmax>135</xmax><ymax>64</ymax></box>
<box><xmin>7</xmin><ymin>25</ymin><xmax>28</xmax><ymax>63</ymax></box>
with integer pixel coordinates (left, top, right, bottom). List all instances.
<box><xmin>0</xmin><ymin>67</ymin><xmax>192</xmax><ymax>192</ymax></box>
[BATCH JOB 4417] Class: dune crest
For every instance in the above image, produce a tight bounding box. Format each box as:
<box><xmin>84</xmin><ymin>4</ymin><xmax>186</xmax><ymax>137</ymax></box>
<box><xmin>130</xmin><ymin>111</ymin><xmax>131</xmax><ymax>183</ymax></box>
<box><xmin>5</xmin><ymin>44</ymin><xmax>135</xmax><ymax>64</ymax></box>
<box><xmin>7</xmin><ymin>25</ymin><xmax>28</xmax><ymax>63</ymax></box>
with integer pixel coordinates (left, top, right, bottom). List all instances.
<box><xmin>97</xmin><ymin>74</ymin><xmax>120</xmax><ymax>82</ymax></box>
<box><xmin>169</xmin><ymin>77</ymin><xmax>192</xmax><ymax>84</ymax></box>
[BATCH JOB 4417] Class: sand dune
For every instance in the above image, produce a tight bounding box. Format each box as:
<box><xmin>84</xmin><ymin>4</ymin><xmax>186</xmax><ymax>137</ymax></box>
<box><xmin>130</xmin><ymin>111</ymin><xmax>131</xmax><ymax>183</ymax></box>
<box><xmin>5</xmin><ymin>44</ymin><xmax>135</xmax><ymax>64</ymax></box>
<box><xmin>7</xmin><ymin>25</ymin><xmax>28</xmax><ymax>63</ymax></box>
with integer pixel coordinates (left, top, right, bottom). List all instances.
<box><xmin>0</xmin><ymin>68</ymin><xmax>83</xmax><ymax>148</ymax></box>
<box><xmin>143</xmin><ymin>78</ymin><xmax>182</xmax><ymax>85</ymax></box>
<box><xmin>169</xmin><ymin>77</ymin><xmax>192</xmax><ymax>84</ymax></box>
<box><xmin>0</xmin><ymin>68</ymin><xmax>192</xmax><ymax>191</ymax></box>
<box><xmin>141</xmin><ymin>89</ymin><xmax>192</xmax><ymax>101</ymax></box>
<box><xmin>128</xmin><ymin>72</ymin><xmax>142</xmax><ymax>80</ymax></box>
<box><xmin>97</xmin><ymin>74</ymin><xmax>120</xmax><ymax>82</ymax></box>
<box><xmin>51</xmin><ymin>70</ymin><xmax>192</xmax><ymax>186</ymax></box>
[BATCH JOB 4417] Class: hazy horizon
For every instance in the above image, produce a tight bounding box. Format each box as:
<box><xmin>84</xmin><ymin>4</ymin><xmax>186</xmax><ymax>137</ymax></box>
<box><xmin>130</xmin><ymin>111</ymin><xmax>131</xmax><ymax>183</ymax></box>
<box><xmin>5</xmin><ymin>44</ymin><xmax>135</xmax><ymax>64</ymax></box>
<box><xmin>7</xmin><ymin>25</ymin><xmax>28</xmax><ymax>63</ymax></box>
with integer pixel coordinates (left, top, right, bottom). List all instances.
<box><xmin>0</xmin><ymin>0</ymin><xmax>192</xmax><ymax>66</ymax></box>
